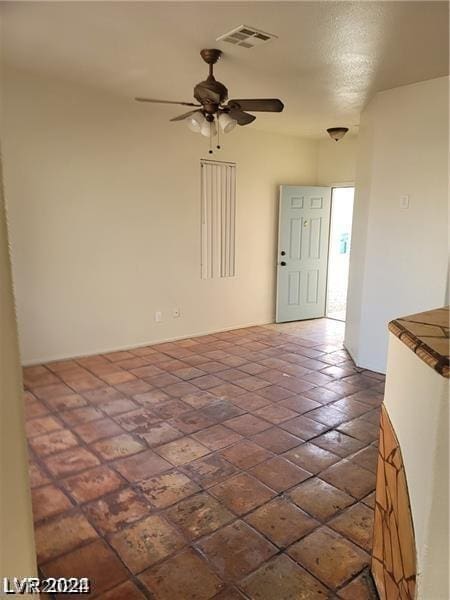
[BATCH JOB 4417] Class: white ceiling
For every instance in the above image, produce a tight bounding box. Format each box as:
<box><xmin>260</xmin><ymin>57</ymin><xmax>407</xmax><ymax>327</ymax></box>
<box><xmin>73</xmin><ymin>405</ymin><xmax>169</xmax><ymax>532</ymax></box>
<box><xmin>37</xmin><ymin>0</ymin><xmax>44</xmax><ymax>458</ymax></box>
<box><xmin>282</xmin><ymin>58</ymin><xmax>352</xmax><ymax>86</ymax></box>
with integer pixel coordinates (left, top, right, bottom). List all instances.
<box><xmin>1</xmin><ymin>1</ymin><xmax>448</xmax><ymax>138</ymax></box>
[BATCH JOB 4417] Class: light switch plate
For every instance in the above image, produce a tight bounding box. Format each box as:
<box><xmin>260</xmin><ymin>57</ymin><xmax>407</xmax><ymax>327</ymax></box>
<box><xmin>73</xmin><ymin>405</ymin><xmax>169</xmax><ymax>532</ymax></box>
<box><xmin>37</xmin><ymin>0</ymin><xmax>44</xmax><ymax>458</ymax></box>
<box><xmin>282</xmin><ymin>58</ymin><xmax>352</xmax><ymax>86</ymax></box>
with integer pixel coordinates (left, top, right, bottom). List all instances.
<box><xmin>400</xmin><ymin>195</ymin><xmax>410</xmax><ymax>209</ymax></box>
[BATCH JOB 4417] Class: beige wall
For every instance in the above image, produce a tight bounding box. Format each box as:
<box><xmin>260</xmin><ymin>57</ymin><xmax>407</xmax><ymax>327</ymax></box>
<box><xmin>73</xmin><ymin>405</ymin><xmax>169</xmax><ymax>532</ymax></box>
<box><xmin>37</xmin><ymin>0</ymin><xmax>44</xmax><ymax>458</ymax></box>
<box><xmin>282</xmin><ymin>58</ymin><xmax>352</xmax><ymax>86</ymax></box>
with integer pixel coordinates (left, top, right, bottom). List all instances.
<box><xmin>0</xmin><ymin>149</ymin><xmax>37</xmax><ymax>582</ymax></box>
<box><xmin>345</xmin><ymin>77</ymin><xmax>449</xmax><ymax>372</ymax></box>
<box><xmin>316</xmin><ymin>135</ymin><xmax>357</xmax><ymax>185</ymax></box>
<box><xmin>384</xmin><ymin>334</ymin><xmax>449</xmax><ymax>599</ymax></box>
<box><xmin>1</xmin><ymin>69</ymin><xmax>325</xmax><ymax>364</ymax></box>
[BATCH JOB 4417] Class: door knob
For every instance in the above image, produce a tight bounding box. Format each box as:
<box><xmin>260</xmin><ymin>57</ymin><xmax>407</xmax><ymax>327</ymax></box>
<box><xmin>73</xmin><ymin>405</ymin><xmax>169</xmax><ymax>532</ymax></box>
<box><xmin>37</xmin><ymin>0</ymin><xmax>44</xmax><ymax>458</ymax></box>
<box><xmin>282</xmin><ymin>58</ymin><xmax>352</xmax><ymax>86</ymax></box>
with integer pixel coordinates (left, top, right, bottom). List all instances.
<box><xmin>280</xmin><ymin>261</ymin><xmax>286</xmax><ymax>266</ymax></box>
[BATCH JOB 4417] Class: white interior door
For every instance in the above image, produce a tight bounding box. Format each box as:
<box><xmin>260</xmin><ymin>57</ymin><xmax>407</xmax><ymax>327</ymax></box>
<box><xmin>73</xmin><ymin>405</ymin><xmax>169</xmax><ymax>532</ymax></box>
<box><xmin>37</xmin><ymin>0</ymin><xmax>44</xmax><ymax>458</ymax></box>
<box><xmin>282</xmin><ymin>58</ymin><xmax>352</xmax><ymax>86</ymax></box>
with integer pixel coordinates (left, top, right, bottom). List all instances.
<box><xmin>276</xmin><ymin>185</ymin><xmax>332</xmax><ymax>323</ymax></box>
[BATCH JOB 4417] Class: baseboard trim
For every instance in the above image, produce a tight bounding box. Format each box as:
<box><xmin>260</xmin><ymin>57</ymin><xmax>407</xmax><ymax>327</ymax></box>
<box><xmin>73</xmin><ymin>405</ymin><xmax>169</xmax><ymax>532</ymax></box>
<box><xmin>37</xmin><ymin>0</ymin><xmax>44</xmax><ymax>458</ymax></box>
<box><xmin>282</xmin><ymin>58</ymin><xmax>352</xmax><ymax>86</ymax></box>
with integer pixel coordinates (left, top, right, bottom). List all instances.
<box><xmin>21</xmin><ymin>319</ymin><xmax>274</xmax><ymax>366</ymax></box>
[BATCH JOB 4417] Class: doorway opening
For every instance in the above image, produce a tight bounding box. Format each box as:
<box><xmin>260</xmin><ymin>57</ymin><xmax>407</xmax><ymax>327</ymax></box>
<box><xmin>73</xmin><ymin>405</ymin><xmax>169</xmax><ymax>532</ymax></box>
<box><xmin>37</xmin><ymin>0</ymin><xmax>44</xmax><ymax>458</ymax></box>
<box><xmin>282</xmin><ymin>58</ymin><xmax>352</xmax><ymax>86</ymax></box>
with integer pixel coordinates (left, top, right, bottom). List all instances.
<box><xmin>326</xmin><ymin>186</ymin><xmax>354</xmax><ymax>321</ymax></box>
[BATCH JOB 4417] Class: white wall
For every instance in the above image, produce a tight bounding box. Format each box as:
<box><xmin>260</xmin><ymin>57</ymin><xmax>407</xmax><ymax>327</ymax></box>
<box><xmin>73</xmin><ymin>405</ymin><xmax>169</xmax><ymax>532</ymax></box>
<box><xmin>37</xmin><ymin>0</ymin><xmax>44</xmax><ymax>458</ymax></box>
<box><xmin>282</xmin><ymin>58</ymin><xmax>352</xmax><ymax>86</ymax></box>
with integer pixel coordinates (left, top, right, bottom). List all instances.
<box><xmin>0</xmin><ymin>148</ymin><xmax>37</xmax><ymax>583</ymax></box>
<box><xmin>345</xmin><ymin>77</ymin><xmax>449</xmax><ymax>373</ymax></box>
<box><xmin>384</xmin><ymin>334</ymin><xmax>449</xmax><ymax>599</ymax></box>
<box><xmin>316</xmin><ymin>135</ymin><xmax>357</xmax><ymax>185</ymax></box>
<box><xmin>1</xmin><ymin>69</ymin><xmax>321</xmax><ymax>364</ymax></box>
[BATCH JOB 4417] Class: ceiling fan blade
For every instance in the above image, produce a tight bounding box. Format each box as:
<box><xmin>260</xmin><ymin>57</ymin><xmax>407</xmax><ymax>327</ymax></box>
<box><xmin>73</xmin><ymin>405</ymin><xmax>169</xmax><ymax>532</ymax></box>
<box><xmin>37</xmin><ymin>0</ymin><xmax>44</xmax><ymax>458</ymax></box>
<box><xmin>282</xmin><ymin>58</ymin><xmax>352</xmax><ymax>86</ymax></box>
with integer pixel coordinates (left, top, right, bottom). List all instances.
<box><xmin>135</xmin><ymin>98</ymin><xmax>200</xmax><ymax>107</ymax></box>
<box><xmin>228</xmin><ymin>108</ymin><xmax>256</xmax><ymax>126</ymax></box>
<box><xmin>228</xmin><ymin>99</ymin><xmax>284</xmax><ymax>112</ymax></box>
<box><xmin>170</xmin><ymin>109</ymin><xmax>201</xmax><ymax>122</ymax></box>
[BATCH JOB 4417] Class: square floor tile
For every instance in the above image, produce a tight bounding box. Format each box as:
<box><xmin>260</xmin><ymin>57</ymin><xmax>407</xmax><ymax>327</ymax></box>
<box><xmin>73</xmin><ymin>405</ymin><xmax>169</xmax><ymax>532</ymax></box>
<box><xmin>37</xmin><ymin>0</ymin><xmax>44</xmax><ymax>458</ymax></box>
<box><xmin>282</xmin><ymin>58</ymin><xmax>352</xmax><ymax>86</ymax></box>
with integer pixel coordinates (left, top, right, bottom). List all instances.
<box><xmin>307</xmin><ymin>406</ymin><xmax>351</xmax><ymax>428</ymax></box>
<box><xmin>46</xmin><ymin>393</ymin><xmax>87</xmax><ymax>411</ymax></box>
<box><xmin>331</xmin><ymin>398</ymin><xmax>373</xmax><ymax>419</ymax></box>
<box><xmin>140</xmin><ymin>548</ymin><xmax>224</xmax><ymax>599</ymax></box>
<box><xmin>113</xmin><ymin>408</ymin><xmax>161</xmax><ymax>432</ymax></box>
<box><xmin>92</xmin><ymin>434</ymin><xmax>145</xmax><ymax>460</ymax></box>
<box><xmin>313</xmin><ymin>430</ymin><xmax>366</xmax><ymax>458</ymax></box>
<box><xmin>83</xmin><ymin>387</ymin><xmax>124</xmax><ymax>404</ymax></box>
<box><xmin>25</xmin><ymin>399</ymin><xmax>50</xmax><ymax>420</ymax></box>
<box><xmin>279</xmin><ymin>395</ymin><xmax>321</xmax><ymax>414</ymax></box>
<box><xmin>84</xmin><ymin>487</ymin><xmax>150</xmax><ymax>534</ymax></box>
<box><xmin>251</xmin><ymin>427</ymin><xmax>303</xmax><ymax>454</ymax></box>
<box><xmin>337</xmin><ymin>418</ymin><xmax>380</xmax><ymax>443</ymax></box>
<box><xmin>138</xmin><ymin>422</ymin><xmax>183</xmax><ymax>447</ymax></box>
<box><xmin>35</xmin><ymin>512</ymin><xmax>98</xmax><ymax>563</ymax></box>
<box><xmin>133</xmin><ymin>389</ymin><xmax>171</xmax><ymax>406</ymax></box>
<box><xmin>249</xmin><ymin>456</ymin><xmax>311</xmax><ymax>492</ymax></box>
<box><xmin>74</xmin><ymin>417</ymin><xmax>124</xmax><ymax>444</ymax></box>
<box><xmin>235</xmin><ymin>376</ymin><xmax>271</xmax><ymax>392</ymax></box>
<box><xmin>302</xmin><ymin>387</ymin><xmax>342</xmax><ymax>404</ymax></box>
<box><xmin>169</xmin><ymin>412</ymin><xmax>217</xmax><ymax>434</ymax></box>
<box><xmin>209</xmin><ymin>473</ymin><xmax>275</xmax><ymax>515</ymax></box>
<box><xmin>212</xmin><ymin>587</ymin><xmax>247</xmax><ymax>599</ymax></box>
<box><xmin>44</xmin><ymin>447</ymin><xmax>100</xmax><ymax>478</ymax></box>
<box><xmin>164</xmin><ymin>381</ymin><xmax>199</xmax><ymax>397</ymax></box>
<box><xmin>95</xmin><ymin>580</ymin><xmax>146</xmax><ymax>600</ymax></box>
<box><xmin>349</xmin><ymin>445</ymin><xmax>379</xmax><ymax>473</ymax></box>
<box><xmin>114</xmin><ymin>449</ymin><xmax>171</xmax><ymax>482</ymax></box>
<box><xmin>245</xmin><ymin>497</ymin><xmax>318</xmax><ymax>548</ymax></box>
<box><xmin>60</xmin><ymin>407</ymin><xmax>103</xmax><ymax>427</ymax></box>
<box><xmin>26</xmin><ymin>416</ymin><xmax>63</xmax><ymax>438</ymax></box>
<box><xmin>288</xmin><ymin>477</ymin><xmax>354</xmax><ymax>521</ymax></box>
<box><xmin>362</xmin><ymin>491</ymin><xmax>376</xmax><ymax>509</ymax></box>
<box><xmin>253</xmin><ymin>404</ymin><xmax>298</xmax><ymax>424</ymax></box>
<box><xmin>109</xmin><ymin>515</ymin><xmax>185</xmax><ymax>573</ymax></box>
<box><xmin>337</xmin><ymin>569</ymin><xmax>379</xmax><ymax>599</ymax></box>
<box><xmin>256</xmin><ymin>385</ymin><xmax>295</xmax><ymax>402</ymax></box>
<box><xmin>61</xmin><ymin>465</ymin><xmax>123</xmax><ymax>503</ymax></box>
<box><xmin>182</xmin><ymin>453</ymin><xmax>239</xmax><ymax>488</ymax></box>
<box><xmin>220</xmin><ymin>441</ymin><xmax>273</xmax><ymax>469</ymax></box>
<box><xmin>288</xmin><ymin>527</ymin><xmax>369</xmax><ymax>589</ymax></box>
<box><xmin>192</xmin><ymin>424</ymin><xmax>243</xmax><ymax>450</ymax></box>
<box><xmin>224</xmin><ymin>414</ymin><xmax>272</xmax><ymax>436</ymax></box>
<box><xmin>115</xmin><ymin>379</ymin><xmax>153</xmax><ymax>396</ymax></box>
<box><xmin>31</xmin><ymin>484</ymin><xmax>72</xmax><ymax>522</ymax></box>
<box><xmin>230</xmin><ymin>392</ymin><xmax>272</xmax><ymax>411</ymax></box>
<box><xmin>165</xmin><ymin>491</ymin><xmax>234</xmax><ymax>540</ymax></box>
<box><xmin>155</xmin><ymin>436</ymin><xmax>210</xmax><ymax>466</ymax></box>
<box><xmin>240</xmin><ymin>554</ymin><xmax>329</xmax><ymax>600</ymax></box>
<box><xmin>139</xmin><ymin>471</ymin><xmax>200</xmax><ymax>508</ymax></box>
<box><xmin>29</xmin><ymin>429</ymin><xmax>79</xmax><ymax>457</ymax></box>
<box><xmin>280</xmin><ymin>415</ymin><xmax>329</xmax><ymax>440</ymax></box>
<box><xmin>29</xmin><ymin>460</ymin><xmax>51</xmax><ymax>488</ymax></box>
<box><xmin>320</xmin><ymin>460</ymin><xmax>375</xmax><ymax>499</ymax></box>
<box><xmin>283</xmin><ymin>442</ymin><xmax>340</xmax><ymax>474</ymax></box>
<box><xmin>200</xmin><ymin>400</ymin><xmax>244</xmax><ymax>423</ymax></box>
<box><xmin>181</xmin><ymin>390</ymin><xmax>219</xmax><ymax>408</ymax></box>
<box><xmin>41</xmin><ymin>539</ymin><xmax>128</xmax><ymax>597</ymax></box>
<box><xmin>197</xmin><ymin>520</ymin><xmax>277</xmax><ymax>581</ymax></box>
<box><xmin>97</xmin><ymin>397</ymin><xmax>138</xmax><ymax>416</ymax></box>
<box><xmin>329</xmin><ymin>502</ymin><xmax>374</xmax><ymax>552</ymax></box>
<box><xmin>152</xmin><ymin>400</ymin><xmax>193</xmax><ymax>420</ymax></box>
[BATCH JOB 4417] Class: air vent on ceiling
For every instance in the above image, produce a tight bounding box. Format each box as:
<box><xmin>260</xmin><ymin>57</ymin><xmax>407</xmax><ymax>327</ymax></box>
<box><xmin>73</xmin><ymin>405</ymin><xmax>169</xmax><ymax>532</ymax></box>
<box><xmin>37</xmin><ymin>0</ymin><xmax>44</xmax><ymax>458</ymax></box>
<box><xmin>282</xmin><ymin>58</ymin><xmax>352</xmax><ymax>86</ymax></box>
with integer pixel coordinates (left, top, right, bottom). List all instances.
<box><xmin>216</xmin><ymin>25</ymin><xmax>277</xmax><ymax>49</ymax></box>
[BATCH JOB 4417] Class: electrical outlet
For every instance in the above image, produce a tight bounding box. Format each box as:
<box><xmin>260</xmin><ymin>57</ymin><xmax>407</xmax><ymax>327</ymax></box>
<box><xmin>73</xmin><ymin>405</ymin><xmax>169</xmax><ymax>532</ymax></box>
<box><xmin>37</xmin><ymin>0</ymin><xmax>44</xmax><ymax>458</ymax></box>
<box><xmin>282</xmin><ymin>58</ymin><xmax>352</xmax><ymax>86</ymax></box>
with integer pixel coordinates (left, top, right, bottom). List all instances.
<box><xmin>155</xmin><ymin>311</ymin><xmax>163</xmax><ymax>322</ymax></box>
<box><xmin>173</xmin><ymin>308</ymin><xmax>181</xmax><ymax>318</ymax></box>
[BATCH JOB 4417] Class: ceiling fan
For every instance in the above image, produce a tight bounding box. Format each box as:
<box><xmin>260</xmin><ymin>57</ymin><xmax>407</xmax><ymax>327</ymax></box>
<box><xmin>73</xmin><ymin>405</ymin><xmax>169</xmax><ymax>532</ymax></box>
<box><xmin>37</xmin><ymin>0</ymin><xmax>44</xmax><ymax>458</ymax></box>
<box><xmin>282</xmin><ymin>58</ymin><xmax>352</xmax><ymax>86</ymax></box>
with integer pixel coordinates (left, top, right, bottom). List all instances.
<box><xmin>135</xmin><ymin>49</ymin><xmax>284</xmax><ymax>152</ymax></box>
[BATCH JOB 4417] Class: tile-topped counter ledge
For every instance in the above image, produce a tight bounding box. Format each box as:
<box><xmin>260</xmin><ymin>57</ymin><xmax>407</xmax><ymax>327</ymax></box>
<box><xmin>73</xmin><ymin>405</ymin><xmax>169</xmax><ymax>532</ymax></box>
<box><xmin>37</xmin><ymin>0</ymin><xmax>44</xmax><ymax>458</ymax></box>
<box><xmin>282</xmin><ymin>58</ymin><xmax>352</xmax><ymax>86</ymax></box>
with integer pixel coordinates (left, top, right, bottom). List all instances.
<box><xmin>388</xmin><ymin>306</ymin><xmax>449</xmax><ymax>377</ymax></box>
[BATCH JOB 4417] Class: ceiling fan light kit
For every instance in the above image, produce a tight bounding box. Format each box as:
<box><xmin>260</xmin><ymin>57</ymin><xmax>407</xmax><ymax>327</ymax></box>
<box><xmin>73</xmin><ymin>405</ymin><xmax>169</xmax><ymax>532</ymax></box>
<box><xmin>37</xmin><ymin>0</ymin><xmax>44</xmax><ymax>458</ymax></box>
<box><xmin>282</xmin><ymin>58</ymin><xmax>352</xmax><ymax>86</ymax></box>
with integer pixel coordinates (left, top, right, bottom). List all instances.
<box><xmin>327</xmin><ymin>127</ymin><xmax>349</xmax><ymax>141</ymax></box>
<box><xmin>135</xmin><ymin>49</ymin><xmax>284</xmax><ymax>154</ymax></box>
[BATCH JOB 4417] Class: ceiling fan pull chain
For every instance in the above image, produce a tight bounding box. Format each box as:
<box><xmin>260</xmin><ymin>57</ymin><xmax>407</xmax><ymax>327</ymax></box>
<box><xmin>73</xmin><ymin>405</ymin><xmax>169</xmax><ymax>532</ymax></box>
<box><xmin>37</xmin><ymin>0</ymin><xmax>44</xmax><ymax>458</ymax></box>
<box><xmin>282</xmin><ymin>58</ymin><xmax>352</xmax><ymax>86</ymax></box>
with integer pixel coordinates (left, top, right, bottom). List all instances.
<box><xmin>208</xmin><ymin>127</ymin><xmax>213</xmax><ymax>154</ymax></box>
<box><xmin>216</xmin><ymin>116</ymin><xmax>221</xmax><ymax>150</ymax></box>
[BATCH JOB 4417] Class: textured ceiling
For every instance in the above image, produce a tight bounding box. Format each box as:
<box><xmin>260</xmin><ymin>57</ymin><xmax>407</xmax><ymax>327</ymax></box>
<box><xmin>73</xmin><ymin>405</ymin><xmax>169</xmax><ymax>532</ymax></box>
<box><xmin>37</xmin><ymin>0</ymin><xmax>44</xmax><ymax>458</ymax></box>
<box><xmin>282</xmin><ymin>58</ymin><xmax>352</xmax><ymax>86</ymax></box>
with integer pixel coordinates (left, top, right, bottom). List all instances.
<box><xmin>1</xmin><ymin>1</ymin><xmax>448</xmax><ymax>137</ymax></box>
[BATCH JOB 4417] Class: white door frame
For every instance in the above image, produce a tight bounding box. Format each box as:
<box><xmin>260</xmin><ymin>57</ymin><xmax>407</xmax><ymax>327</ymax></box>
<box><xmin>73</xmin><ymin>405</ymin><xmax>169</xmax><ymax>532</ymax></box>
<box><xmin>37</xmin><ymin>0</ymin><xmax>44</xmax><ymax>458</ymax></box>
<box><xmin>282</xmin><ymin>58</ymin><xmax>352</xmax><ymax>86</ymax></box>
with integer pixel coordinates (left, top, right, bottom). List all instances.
<box><xmin>325</xmin><ymin>183</ymin><xmax>355</xmax><ymax>321</ymax></box>
<box><xmin>275</xmin><ymin>182</ymin><xmax>355</xmax><ymax>324</ymax></box>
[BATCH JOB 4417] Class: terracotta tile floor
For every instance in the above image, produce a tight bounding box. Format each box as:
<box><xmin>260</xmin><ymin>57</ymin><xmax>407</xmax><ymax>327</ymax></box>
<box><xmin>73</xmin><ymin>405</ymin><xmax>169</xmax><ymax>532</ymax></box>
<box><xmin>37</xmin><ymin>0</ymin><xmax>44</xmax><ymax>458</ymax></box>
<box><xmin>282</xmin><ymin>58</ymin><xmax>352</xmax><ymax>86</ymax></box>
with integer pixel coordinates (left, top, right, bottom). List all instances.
<box><xmin>24</xmin><ymin>318</ymin><xmax>383</xmax><ymax>599</ymax></box>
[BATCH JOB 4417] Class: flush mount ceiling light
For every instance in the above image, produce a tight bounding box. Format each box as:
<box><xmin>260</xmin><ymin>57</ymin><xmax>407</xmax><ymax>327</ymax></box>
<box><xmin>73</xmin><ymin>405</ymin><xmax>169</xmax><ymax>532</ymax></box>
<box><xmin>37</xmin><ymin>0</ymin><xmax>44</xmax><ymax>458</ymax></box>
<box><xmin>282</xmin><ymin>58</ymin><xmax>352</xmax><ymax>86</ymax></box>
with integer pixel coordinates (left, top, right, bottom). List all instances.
<box><xmin>135</xmin><ymin>49</ymin><xmax>284</xmax><ymax>154</ymax></box>
<box><xmin>327</xmin><ymin>127</ymin><xmax>349</xmax><ymax>142</ymax></box>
